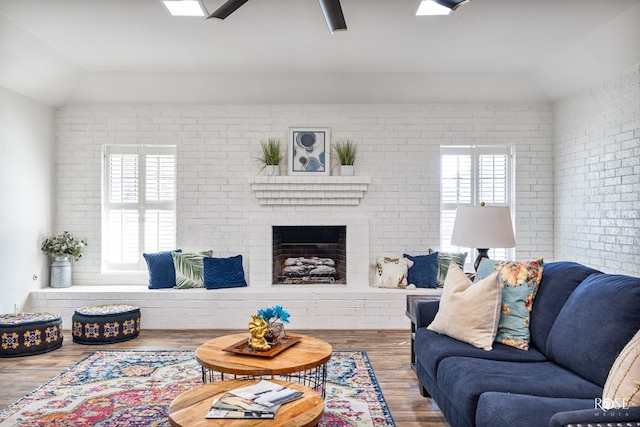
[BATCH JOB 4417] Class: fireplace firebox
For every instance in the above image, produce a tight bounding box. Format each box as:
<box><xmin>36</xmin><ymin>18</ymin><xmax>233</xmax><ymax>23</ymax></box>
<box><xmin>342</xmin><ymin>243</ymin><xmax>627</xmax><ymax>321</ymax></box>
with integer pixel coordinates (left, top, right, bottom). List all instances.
<box><xmin>272</xmin><ymin>226</ymin><xmax>346</xmax><ymax>285</ymax></box>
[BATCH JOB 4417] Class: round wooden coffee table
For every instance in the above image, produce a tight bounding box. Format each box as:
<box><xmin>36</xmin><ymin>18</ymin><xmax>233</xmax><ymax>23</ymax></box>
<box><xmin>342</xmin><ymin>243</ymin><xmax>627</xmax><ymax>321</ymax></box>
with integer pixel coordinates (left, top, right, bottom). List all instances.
<box><xmin>168</xmin><ymin>379</ymin><xmax>324</xmax><ymax>427</ymax></box>
<box><xmin>196</xmin><ymin>333</ymin><xmax>332</xmax><ymax>397</ymax></box>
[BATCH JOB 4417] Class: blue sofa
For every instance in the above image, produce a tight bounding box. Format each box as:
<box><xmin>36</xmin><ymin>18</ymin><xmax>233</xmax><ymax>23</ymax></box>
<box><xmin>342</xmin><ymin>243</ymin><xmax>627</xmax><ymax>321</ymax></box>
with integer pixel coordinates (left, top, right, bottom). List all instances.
<box><xmin>414</xmin><ymin>261</ymin><xmax>640</xmax><ymax>427</ymax></box>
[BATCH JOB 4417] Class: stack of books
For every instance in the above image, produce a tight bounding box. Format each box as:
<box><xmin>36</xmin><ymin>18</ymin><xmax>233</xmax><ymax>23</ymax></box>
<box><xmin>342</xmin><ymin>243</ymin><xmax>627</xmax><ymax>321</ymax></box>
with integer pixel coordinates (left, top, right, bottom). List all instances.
<box><xmin>205</xmin><ymin>380</ymin><xmax>304</xmax><ymax>419</ymax></box>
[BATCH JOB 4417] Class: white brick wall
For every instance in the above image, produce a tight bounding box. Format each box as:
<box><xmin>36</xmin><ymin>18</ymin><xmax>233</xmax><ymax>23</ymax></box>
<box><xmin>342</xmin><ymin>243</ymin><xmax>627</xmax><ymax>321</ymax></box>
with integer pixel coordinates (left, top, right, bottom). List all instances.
<box><xmin>49</xmin><ymin>103</ymin><xmax>554</xmax><ymax>328</ymax></box>
<box><xmin>55</xmin><ymin>103</ymin><xmax>554</xmax><ymax>286</ymax></box>
<box><xmin>553</xmin><ymin>65</ymin><xmax>640</xmax><ymax>275</ymax></box>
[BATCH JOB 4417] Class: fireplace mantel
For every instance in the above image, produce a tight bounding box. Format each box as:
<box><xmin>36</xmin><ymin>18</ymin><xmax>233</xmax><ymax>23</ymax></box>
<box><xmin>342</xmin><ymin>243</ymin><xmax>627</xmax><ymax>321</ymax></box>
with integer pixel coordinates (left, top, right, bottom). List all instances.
<box><xmin>249</xmin><ymin>176</ymin><xmax>371</xmax><ymax>206</ymax></box>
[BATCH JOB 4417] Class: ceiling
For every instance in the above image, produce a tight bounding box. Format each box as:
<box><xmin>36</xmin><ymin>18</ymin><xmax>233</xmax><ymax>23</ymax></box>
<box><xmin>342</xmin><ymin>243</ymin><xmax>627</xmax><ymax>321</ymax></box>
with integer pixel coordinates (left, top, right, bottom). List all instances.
<box><xmin>1</xmin><ymin>0</ymin><xmax>639</xmax><ymax>106</ymax></box>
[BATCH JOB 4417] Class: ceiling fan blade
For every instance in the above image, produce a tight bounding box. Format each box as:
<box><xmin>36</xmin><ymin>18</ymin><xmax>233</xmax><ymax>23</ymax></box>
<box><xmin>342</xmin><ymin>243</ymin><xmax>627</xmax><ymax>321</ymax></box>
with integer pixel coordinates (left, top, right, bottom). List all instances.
<box><xmin>318</xmin><ymin>0</ymin><xmax>347</xmax><ymax>33</ymax></box>
<box><xmin>207</xmin><ymin>0</ymin><xmax>251</xmax><ymax>19</ymax></box>
<box><xmin>433</xmin><ymin>0</ymin><xmax>470</xmax><ymax>11</ymax></box>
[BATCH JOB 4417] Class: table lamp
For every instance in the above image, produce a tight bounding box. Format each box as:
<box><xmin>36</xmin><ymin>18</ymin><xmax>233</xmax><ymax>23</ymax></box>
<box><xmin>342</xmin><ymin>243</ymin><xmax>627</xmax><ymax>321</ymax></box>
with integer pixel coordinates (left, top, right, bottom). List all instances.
<box><xmin>450</xmin><ymin>203</ymin><xmax>516</xmax><ymax>271</ymax></box>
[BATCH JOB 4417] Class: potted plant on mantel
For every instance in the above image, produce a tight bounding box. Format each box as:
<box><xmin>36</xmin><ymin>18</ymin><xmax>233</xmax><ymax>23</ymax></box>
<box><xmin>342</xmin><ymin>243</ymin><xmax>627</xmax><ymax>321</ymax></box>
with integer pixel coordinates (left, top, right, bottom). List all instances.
<box><xmin>333</xmin><ymin>139</ymin><xmax>357</xmax><ymax>176</ymax></box>
<box><xmin>257</xmin><ymin>138</ymin><xmax>282</xmax><ymax>176</ymax></box>
<box><xmin>41</xmin><ymin>231</ymin><xmax>87</xmax><ymax>288</ymax></box>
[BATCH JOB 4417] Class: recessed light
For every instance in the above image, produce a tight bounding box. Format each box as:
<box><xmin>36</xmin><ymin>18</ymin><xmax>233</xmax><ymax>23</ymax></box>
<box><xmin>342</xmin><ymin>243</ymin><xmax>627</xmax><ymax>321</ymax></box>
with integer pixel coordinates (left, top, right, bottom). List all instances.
<box><xmin>162</xmin><ymin>0</ymin><xmax>207</xmax><ymax>17</ymax></box>
<box><xmin>415</xmin><ymin>0</ymin><xmax>469</xmax><ymax>16</ymax></box>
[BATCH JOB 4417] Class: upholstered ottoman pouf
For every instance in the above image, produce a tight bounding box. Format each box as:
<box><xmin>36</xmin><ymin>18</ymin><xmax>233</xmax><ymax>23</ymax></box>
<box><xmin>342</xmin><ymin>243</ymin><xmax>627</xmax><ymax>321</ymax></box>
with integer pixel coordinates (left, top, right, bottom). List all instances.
<box><xmin>0</xmin><ymin>312</ymin><xmax>63</xmax><ymax>357</ymax></box>
<box><xmin>72</xmin><ymin>304</ymin><xmax>140</xmax><ymax>345</ymax></box>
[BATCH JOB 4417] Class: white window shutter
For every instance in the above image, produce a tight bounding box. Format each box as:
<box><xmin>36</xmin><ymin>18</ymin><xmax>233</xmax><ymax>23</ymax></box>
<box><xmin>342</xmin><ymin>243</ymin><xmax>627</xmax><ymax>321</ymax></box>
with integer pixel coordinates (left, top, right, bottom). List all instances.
<box><xmin>103</xmin><ymin>146</ymin><xmax>176</xmax><ymax>272</ymax></box>
<box><xmin>440</xmin><ymin>146</ymin><xmax>514</xmax><ymax>266</ymax></box>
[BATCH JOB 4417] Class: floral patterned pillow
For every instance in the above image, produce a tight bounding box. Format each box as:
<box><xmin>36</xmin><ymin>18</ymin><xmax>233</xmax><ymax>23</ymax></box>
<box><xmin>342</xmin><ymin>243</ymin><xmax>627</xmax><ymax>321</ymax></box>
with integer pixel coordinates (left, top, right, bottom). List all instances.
<box><xmin>494</xmin><ymin>258</ymin><xmax>544</xmax><ymax>350</ymax></box>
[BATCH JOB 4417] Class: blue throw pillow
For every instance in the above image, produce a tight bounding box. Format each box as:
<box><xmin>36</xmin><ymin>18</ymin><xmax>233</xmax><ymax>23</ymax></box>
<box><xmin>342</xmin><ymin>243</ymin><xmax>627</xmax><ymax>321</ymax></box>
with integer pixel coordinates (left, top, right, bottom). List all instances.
<box><xmin>203</xmin><ymin>255</ymin><xmax>248</xmax><ymax>289</ymax></box>
<box><xmin>474</xmin><ymin>259</ymin><xmax>497</xmax><ymax>283</ymax></box>
<box><xmin>143</xmin><ymin>249</ymin><xmax>181</xmax><ymax>289</ymax></box>
<box><xmin>403</xmin><ymin>252</ymin><xmax>438</xmax><ymax>288</ymax></box>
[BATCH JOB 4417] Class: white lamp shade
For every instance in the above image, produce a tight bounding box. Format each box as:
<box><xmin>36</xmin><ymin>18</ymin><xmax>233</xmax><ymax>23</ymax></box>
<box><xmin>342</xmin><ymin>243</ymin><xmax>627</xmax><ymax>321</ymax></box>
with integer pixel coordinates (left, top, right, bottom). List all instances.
<box><xmin>451</xmin><ymin>205</ymin><xmax>516</xmax><ymax>249</ymax></box>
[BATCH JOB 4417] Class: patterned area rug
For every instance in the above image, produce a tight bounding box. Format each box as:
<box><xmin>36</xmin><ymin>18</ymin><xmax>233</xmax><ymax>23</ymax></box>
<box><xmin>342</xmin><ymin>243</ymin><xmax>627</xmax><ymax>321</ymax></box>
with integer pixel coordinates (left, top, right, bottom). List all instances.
<box><xmin>0</xmin><ymin>350</ymin><xmax>394</xmax><ymax>426</ymax></box>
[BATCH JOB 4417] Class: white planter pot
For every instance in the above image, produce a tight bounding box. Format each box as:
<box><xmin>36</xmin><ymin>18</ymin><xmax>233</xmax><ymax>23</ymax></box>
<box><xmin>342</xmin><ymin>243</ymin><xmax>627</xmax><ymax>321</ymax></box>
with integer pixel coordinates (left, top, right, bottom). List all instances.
<box><xmin>264</xmin><ymin>165</ymin><xmax>280</xmax><ymax>176</ymax></box>
<box><xmin>50</xmin><ymin>255</ymin><xmax>72</xmax><ymax>288</ymax></box>
<box><xmin>340</xmin><ymin>165</ymin><xmax>354</xmax><ymax>176</ymax></box>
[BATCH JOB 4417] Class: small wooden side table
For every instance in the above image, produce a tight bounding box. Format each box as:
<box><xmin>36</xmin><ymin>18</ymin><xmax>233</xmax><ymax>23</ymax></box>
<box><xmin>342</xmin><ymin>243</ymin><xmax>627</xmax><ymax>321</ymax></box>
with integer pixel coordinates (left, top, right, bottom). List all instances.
<box><xmin>168</xmin><ymin>379</ymin><xmax>324</xmax><ymax>427</ymax></box>
<box><xmin>196</xmin><ymin>333</ymin><xmax>332</xmax><ymax>397</ymax></box>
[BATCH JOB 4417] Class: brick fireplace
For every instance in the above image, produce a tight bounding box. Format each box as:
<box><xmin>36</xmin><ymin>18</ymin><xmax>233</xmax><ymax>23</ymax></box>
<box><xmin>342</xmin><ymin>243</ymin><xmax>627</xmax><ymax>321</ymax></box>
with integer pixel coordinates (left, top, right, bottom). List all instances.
<box><xmin>249</xmin><ymin>216</ymin><xmax>370</xmax><ymax>289</ymax></box>
<box><xmin>272</xmin><ymin>225</ymin><xmax>347</xmax><ymax>285</ymax></box>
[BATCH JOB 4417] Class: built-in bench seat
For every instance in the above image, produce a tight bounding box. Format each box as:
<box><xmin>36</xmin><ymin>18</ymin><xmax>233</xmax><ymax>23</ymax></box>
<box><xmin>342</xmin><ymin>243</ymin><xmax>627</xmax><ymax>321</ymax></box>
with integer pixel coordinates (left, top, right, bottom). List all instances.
<box><xmin>28</xmin><ymin>286</ymin><xmax>441</xmax><ymax>330</ymax></box>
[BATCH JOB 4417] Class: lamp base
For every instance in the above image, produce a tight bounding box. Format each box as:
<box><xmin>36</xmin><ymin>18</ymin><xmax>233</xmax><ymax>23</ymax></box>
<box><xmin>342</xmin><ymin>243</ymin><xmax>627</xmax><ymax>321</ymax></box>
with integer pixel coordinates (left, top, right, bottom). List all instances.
<box><xmin>474</xmin><ymin>249</ymin><xmax>489</xmax><ymax>271</ymax></box>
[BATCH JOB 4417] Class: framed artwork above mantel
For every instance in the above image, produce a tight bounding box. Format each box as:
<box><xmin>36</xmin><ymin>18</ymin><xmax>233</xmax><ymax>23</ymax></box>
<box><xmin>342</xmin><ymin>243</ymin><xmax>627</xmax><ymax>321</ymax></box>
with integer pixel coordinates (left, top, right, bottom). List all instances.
<box><xmin>288</xmin><ymin>127</ymin><xmax>331</xmax><ymax>176</ymax></box>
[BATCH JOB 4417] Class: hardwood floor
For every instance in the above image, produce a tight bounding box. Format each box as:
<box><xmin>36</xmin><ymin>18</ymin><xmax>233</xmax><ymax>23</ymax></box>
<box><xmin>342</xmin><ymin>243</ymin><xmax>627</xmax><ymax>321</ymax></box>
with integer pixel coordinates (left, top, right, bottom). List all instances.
<box><xmin>0</xmin><ymin>329</ymin><xmax>449</xmax><ymax>426</ymax></box>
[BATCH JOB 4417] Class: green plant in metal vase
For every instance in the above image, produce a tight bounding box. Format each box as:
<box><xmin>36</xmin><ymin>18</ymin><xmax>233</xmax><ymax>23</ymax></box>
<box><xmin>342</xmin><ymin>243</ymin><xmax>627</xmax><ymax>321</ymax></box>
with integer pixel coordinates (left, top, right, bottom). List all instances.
<box><xmin>333</xmin><ymin>140</ymin><xmax>357</xmax><ymax>166</ymax></box>
<box><xmin>41</xmin><ymin>231</ymin><xmax>87</xmax><ymax>261</ymax></box>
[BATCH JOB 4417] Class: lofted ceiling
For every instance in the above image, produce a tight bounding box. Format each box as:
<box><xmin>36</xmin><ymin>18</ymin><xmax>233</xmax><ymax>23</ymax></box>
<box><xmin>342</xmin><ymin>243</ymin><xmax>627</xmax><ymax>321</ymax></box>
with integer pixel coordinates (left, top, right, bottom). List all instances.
<box><xmin>1</xmin><ymin>0</ymin><xmax>639</xmax><ymax>106</ymax></box>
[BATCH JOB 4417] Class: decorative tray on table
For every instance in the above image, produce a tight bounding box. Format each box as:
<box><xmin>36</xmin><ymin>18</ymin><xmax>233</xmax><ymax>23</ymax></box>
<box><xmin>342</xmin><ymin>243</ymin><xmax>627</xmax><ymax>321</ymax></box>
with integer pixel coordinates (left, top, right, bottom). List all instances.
<box><xmin>222</xmin><ymin>335</ymin><xmax>302</xmax><ymax>358</ymax></box>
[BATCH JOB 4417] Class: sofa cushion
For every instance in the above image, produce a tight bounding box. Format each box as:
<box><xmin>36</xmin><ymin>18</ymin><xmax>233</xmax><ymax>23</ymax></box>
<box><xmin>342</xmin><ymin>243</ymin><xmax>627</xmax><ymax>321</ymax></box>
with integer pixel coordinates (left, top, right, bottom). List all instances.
<box><xmin>415</xmin><ymin>299</ymin><xmax>440</xmax><ymax>328</ymax></box>
<box><xmin>427</xmin><ymin>264</ymin><xmax>501</xmax><ymax>350</ymax></box>
<box><xmin>415</xmin><ymin>327</ymin><xmax>548</xmax><ymax>382</ymax></box>
<box><xmin>415</xmin><ymin>367</ymin><xmax>471</xmax><ymax>427</ymax></box>
<box><xmin>143</xmin><ymin>249</ymin><xmax>181</xmax><ymax>289</ymax></box>
<box><xmin>203</xmin><ymin>255</ymin><xmax>248</xmax><ymax>289</ymax></box>
<box><xmin>546</xmin><ymin>273</ymin><xmax>640</xmax><ymax>387</ymax></box>
<box><xmin>476</xmin><ymin>392</ymin><xmax>593</xmax><ymax>427</ymax></box>
<box><xmin>494</xmin><ymin>258</ymin><xmax>544</xmax><ymax>350</ymax></box>
<box><xmin>529</xmin><ymin>262</ymin><xmax>602</xmax><ymax>354</ymax></box>
<box><xmin>602</xmin><ymin>328</ymin><xmax>640</xmax><ymax>408</ymax></box>
<box><xmin>403</xmin><ymin>252</ymin><xmax>438</xmax><ymax>288</ymax></box>
<box><xmin>437</xmin><ymin>357</ymin><xmax>603</xmax><ymax>427</ymax></box>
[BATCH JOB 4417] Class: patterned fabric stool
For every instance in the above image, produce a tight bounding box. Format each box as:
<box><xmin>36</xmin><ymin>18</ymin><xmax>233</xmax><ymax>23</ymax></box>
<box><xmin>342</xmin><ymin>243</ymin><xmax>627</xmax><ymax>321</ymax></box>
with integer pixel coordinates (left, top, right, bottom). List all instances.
<box><xmin>72</xmin><ymin>304</ymin><xmax>141</xmax><ymax>345</ymax></box>
<box><xmin>0</xmin><ymin>312</ymin><xmax>63</xmax><ymax>357</ymax></box>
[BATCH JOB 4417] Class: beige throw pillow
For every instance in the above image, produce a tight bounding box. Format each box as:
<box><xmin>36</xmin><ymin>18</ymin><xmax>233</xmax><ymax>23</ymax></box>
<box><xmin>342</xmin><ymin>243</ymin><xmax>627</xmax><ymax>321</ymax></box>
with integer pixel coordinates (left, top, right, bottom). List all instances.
<box><xmin>602</xmin><ymin>329</ymin><xmax>640</xmax><ymax>409</ymax></box>
<box><xmin>427</xmin><ymin>263</ymin><xmax>501</xmax><ymax>351</ymax></box>
<box><xmin>373</xmin><ymin>256</ymin><xmax>414</xmax><ymax>289</ymax></box>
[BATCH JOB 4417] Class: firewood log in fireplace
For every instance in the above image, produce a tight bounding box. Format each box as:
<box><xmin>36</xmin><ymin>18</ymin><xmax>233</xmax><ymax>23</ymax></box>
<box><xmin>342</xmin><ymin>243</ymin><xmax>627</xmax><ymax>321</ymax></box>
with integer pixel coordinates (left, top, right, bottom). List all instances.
<box><xmin>283</xmin><ymin>257</ymin><xmax>336</xmax><ymax>278</ymax></box>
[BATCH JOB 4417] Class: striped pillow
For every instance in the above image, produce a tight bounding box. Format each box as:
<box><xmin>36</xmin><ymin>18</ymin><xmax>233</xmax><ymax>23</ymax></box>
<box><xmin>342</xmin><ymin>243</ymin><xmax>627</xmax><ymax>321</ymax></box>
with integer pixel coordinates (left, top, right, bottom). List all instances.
<box><xmin>429</xmin><ymin>249</ymin><xmax>468</xmax><ymax>287</ymax></box>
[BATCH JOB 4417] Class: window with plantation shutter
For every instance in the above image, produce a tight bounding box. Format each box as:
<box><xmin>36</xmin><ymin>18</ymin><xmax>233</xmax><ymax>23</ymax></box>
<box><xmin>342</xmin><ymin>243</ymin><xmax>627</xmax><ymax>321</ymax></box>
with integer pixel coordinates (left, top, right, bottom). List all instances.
<box><xmin>103</xmin><ymin>145</ymin><xmax>176</xmax><ymax>272</ymax></box>
<box><xmin>440</xmin><ymin>146</ymin><xmax>514</xmax><ymax>268</ymax></box>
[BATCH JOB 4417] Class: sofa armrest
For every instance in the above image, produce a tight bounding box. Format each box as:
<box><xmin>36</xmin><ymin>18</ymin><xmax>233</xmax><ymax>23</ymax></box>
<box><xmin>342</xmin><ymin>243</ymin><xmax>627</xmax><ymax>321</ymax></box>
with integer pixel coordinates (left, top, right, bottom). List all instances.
<box><xmin>549</xmin><ymin>406</ymin><xmax>640</xmax><ymax>427</ymax></box>
<box><xmin>415</xmin><ymin>300</ymin><xmax>440</xmax><ymax>328</ymax></box>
